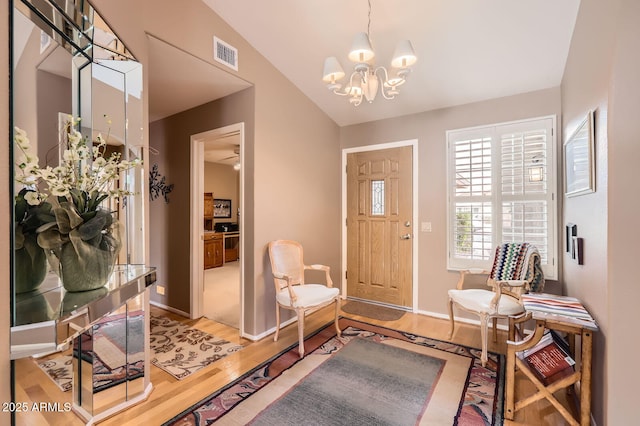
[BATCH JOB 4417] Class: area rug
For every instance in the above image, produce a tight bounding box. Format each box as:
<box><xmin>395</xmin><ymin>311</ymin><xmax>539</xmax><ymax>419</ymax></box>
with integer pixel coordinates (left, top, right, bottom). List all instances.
<box><xmin>74</xmin><ymin>314</ymin><xmax>146</xmax><ymax>392</ymax></box>
<box><xmin>341</xmin><ymin>300</ymin><xmax>406</xmax><ymax>321</ymax></box>
<box><xmin>150</xmin><ymin>315</ymin><xmax>244</xmax><ymax>380</ymax></box>
<box><xmin>36</xmin><ymin>355</ymin><xmax>73</xmax><ymax>392</ymax></box>
<box><xmin>38</xmin><ymin>314</ymin><xmax>146</xmax><ymax>393</ymax></box>
<box><xmin>164</xmin><ymin>318</ymin><xmax>505</xmax><ymax>425</ymax></box>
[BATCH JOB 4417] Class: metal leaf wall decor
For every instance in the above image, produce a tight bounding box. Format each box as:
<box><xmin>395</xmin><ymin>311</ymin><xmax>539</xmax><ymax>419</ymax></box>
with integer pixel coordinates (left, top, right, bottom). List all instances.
<box><xmin>149</xmin><ymin>163</ymin><xmax>174</xmax><ymax>203</ymax></box>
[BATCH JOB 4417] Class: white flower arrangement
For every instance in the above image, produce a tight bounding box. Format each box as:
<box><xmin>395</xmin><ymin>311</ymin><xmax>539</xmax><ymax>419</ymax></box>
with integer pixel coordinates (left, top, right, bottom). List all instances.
<box><xmin>14</xmin><ymin>115</ymin><xmax>140</xmax><ymax>210</ymax></box>
<box><xmin>13</xmin><ymin>115</ymin><xmax>143</xmax><ymax>292</ymax></box>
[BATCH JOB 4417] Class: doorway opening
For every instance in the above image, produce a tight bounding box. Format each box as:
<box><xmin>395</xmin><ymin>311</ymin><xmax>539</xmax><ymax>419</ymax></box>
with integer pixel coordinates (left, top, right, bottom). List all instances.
<box><xmin>190</xmin><ymin>123</ymin><xmax>245</xmax><ymax>334</ymax></box>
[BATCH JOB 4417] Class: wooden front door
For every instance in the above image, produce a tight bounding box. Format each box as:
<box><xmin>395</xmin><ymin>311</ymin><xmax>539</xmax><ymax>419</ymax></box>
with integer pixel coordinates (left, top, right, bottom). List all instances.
<box><xmin>346</xmin><ymin>146</ymin><xmax>413</xmax><ymax>307</ymax></box>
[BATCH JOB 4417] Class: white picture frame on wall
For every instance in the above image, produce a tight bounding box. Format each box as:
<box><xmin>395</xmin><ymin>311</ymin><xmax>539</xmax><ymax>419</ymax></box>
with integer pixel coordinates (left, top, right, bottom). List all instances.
<box><xmin>564</xmin><ymin>110</ymin><xmax>595</xmax><ymax>197</ymax></box>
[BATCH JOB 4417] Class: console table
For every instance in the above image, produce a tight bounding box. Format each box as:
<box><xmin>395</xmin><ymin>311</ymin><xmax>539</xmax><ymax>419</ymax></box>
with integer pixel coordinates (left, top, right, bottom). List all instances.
<box><xmin>505</xmin><ymin>294</ymin><xmax>597</xmax><ymax>426</ymax></box>
<box><xmin>12</xmin><ymin>265</ymin><xmax>157</xmax><ymax>425</ymax></box>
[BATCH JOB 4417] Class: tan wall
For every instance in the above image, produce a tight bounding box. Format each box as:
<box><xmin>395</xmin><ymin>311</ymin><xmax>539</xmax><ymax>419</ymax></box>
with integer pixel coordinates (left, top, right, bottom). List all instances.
<box><xmin>94</xmin><ymin>0</ymin><xmax>341</xmax><ymax>334</ymax></box>
<box><xmin>341</xmin><ymin>87</ymin><xmax>562</xmax><ymax>315</ymax></box>
<box><xmin>204</xmin><ymin>161</ymin><xmax>239</xmax><ymax>226</ymax></box>
<box><xmin>148</xmin><ymin>88</ymin><xmax>254</xmax><ymax>313</ymax></box>
<box><xmin>561</xmin><ymin>0</ymin><xmax>622</xmax><ymax>423</ymax></box>
<box><xmin>13</xmin><ymin>23</ymin><xmax>72</xmax><ymax>168</ymax></box>
<box><xmin>605</xmin><ymin>1</ymin><xmax>640</xmax><ymax>424</ymax></box>
<box><xmin>1</xmin><ymin>0</ymin><xmax>11</xmax><ymax>423</ymax></box>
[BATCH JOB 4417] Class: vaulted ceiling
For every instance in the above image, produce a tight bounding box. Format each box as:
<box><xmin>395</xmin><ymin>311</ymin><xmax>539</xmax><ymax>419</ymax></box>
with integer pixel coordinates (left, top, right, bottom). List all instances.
<box><xmin>147</xmin><ymin>1</ymin><xmax>581</xmax><ymax>161</ymax></box>
<box><xmin>202</xmin><ymin>0</ymin><xmax>581</xmax><ymax>127</ymax></box>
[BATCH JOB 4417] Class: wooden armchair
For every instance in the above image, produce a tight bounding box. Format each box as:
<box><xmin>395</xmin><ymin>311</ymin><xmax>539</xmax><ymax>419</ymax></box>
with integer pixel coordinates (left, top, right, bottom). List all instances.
<box><xmin>268</xmin><ymin>240</ymin><xmax>341</xmax><ymax>357</ymax></box>
<box><xmin>447</xmin><ymin>242</ymin><xmax>544</xmax><ymax>366</ymax></box>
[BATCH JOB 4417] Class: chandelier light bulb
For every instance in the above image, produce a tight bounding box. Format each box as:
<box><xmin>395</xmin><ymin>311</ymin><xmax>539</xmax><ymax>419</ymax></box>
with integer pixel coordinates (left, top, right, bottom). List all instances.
<box><xmin>391</xmin><ymin>40</ymin><xmax>417</xmax><ymax>68</ymax></box>
<box><xmin>348</xmin><ymin>32</ymin><xmax>375</xmax><ymax>63</ymax></box>
<box><xmin>322</xmin><ymin>56</ymin><xmax>345</xmax><ymax>84</ymax></box>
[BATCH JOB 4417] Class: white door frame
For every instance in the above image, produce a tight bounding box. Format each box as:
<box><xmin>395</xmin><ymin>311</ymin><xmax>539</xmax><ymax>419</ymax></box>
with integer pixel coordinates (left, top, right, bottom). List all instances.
<box><xmin>189</xmin><ymin>122</ymin><xmax>245</xmax><ymax>335</ymax></box>
<box><xmin>341</xmin><ymin>139</ymin><xmax>419</xmax><ymax>311</ymax></box>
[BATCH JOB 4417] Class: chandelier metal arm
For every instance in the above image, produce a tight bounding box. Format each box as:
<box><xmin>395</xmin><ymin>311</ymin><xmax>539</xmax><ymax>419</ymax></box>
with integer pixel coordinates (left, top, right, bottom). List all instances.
<box><xmin>373</xmin><ymin>66</ymin><xmax>398</xmax><ymax>100</ymax></box>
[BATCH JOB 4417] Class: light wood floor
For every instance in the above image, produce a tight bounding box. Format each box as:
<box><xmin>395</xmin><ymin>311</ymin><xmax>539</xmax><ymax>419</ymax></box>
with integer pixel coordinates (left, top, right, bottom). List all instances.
<box><xmin>14</xmin><ymin>302</ymin><xmax>575</xmax><ymax>425</ymax></box>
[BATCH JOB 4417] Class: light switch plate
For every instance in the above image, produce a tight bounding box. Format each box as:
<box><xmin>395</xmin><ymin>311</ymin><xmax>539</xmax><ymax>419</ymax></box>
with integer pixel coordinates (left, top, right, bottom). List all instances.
<box><xmin>421</xmin><ymin>222</ymin><xmax>432</xmax><ymax>232</ymax></box>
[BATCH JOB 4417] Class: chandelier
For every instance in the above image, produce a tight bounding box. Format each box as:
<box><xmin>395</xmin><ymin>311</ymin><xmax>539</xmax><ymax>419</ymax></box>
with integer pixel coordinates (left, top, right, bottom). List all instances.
<box><xmin>322</xmin><ymin>0</ymin><xmax>417</xmax><ymax>106</ymax></box>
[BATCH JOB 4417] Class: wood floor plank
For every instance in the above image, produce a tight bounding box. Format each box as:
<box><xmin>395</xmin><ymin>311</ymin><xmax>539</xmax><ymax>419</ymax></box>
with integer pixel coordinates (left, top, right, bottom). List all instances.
<box><xmin>13</xmin><ymin>303</ymin><xmax>571</xmax><ymax>425</ymax></box>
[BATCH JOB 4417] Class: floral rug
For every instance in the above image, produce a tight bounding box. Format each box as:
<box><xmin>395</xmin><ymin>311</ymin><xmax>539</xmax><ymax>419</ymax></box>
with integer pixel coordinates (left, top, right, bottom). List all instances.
<box><xmin>37</xmin><ymin>315</ymin><xmax>242</xmax><ymax>391</ymax></box>
<box><xmin>38</xmin><ymin>314</ymin><xmax>146</xmax><ymax>393</ymax></box>
<box><xmin>75</xmin><ymin>314</ymin><xmax>146</xmax><ymax>392</ymax></box>
<box><xmin>164</xmin><ymin>318</ymin><xmax>505</xmax><ymax>425</ymax></box>
<box><xmin>36</xmin><ymin>355</ymin><xmax>73</xmax><ymax>392</ymax></box>
<box><xmin>150</xmin><ymin>316</ymin><xmax>244</xmax><ymax>380</ymax></box>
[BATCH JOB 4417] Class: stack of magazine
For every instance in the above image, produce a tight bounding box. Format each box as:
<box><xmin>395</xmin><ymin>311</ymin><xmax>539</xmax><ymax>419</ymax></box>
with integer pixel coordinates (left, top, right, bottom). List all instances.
<box><xmin>517</xmin><ymin>329</ymin><xmax>575</xmax><ymax>385</ymax></box>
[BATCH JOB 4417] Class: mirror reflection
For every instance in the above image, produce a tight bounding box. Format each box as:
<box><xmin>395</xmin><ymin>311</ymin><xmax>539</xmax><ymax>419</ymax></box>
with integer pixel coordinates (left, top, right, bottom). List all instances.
<box><xmin>12</xmin><ymin>0</ymin><xmax>144</xmax><ymax>321</ymax></box>
<box><xmin>11</xmin><ymin>0</ymin><xmax>149</xmax><ymax>422</ymax></box>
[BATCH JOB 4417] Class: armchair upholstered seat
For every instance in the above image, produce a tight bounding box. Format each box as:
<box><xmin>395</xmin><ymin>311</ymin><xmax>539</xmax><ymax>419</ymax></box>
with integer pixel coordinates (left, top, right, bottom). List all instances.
<box><xmin>448</xmin><ymin>242</ymin><xmax>544</xmax><ymax>366</ymax></box>
<box><xmin>268</xmin><ymin>240</ymin><xmax>341</xmax><ymax>357</ymax></box>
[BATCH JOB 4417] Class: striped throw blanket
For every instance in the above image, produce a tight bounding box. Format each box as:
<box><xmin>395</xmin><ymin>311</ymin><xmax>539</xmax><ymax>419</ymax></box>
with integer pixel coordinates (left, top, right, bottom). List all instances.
<box><xmin>489</xmin><ymin>242</ymin><xmax>545</xmax><ymax>292</ymax></box>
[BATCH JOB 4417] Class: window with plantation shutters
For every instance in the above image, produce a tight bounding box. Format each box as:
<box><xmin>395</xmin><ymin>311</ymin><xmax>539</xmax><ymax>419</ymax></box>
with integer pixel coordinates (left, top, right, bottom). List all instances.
<box><xmin>446</xmin><ymin>117</ymin><xmax>557</xmax><ymax>279</ymax></box>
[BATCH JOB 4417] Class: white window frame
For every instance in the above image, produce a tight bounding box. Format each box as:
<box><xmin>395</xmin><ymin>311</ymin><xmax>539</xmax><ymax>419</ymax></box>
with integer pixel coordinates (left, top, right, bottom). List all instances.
<box><xmin>446</xmin><ymin>115</ymin><xmax>558</xmax><ymax>280</ymax></box>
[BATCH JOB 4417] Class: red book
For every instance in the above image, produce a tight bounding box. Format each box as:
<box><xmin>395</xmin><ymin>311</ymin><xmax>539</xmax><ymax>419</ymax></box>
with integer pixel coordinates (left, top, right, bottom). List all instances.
<box><xmin>520</xmin><ymin>330</ymin><xmax>575</xmax><ymax>385</ymax></box>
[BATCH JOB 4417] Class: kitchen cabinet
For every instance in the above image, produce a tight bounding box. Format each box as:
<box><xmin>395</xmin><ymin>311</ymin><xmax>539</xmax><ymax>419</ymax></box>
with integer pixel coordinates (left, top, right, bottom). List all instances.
<box><xmin>204</xmin><ymin>193</ymin><xmax>214</xmax><ymax>231</ymax></box>
<box><xmin>204</xmin><ymin>233</ymin><xmax>223</xmax><ymax>269</ymax></box>
<box><xmin>204</xmin><ymin>193</ymin><xmax>214</xmax><ymax>218</ymax></box>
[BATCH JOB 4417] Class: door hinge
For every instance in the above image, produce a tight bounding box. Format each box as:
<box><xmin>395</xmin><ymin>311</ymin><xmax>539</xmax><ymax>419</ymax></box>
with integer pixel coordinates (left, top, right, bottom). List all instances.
<box><xmin>345</xmin><ymin>218</ymin><xmax>348</xmax><ymax>227</ymax></box>
<box><xmin>345</xmin><ymin>271</ymin><xmax>348</xmax><ymax>279</ymax></box>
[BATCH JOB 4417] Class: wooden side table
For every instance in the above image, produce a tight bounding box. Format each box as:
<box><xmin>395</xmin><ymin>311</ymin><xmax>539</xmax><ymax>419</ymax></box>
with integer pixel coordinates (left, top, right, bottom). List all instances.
<box><xmin>505</xmin><ymin>311</ymin><xmax>596</xmax><ymax>426</ymax></box>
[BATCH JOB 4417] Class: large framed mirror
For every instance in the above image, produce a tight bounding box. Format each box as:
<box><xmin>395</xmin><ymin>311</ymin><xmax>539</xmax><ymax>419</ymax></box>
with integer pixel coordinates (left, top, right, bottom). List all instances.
<box><xmin>10</xmin><ymin>0</ymin><xmax>149</xmax><ymax>422</ymax></box>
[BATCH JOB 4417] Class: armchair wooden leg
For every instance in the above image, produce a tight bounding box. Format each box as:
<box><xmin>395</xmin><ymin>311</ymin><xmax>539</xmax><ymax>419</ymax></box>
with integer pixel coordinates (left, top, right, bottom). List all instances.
<box><xmin>479</xmin><ymin>314</ymin><xmax>489</xmax><ymax>367</ymax></box>
<box><xmin>334</xmin><ymin>298</ymin><xmax>341</xmax><ymax>337</ymax></box>
<box><xmin>297</xmin><ymin>309</ymin><xmax>305</xmax><ymax>358</ymax></box>
<box><xmin>274</xmin><ymin>303</ymin><xmax>281</xmax><ymax>342</ymax></box>
<box><xmin>492</xmin><ymin>317</ymin><xmax>498</xmax><ymax>343</ymax></box>
<box><xmin>447</xmin><ymin>298</ymin><xmax>455</xmax><ymax>340</ymax></box>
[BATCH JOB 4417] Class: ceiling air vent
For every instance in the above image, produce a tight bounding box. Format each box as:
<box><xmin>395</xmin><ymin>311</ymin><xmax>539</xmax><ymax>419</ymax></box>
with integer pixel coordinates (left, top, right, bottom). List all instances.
<box><xmin>214</xmin><ymin>36</ymin><xmax>238</xmax><ymax>71</ymax></box>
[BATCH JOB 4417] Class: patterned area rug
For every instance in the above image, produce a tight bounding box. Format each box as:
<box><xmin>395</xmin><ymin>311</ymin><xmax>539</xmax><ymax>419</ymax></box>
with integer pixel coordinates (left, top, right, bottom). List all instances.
<box><xmin>164</xmin><ymin>318</ymin><xmax>505</xmax><ymax>425</ymax></box>
<box><xmin>150</xmin><ymin>316</ymin><xmax>243</xmax><ymax>380</ymax></box>
<box><xmin>38</xmin><ymin>314</ymin><xmax>146</xmax><ymax>393</ymax></box>
<box><xmin>76</xmin><ymin>314</ymin><xmax>146</xmax><ymax>392</ymax></box>
<box><xmin>36</xmin><ymin>355</ymin><xmax>73</xmax><ymax>392</ymax></box>
<box><xmin>38</xmin><ymin>315</ymin><xmax>243</xmax><ymax>391</ymax></box>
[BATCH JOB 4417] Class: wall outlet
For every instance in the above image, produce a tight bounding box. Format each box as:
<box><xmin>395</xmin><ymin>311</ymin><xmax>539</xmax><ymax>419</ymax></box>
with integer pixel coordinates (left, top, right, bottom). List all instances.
<box><xmin>421</xmin><ymin>222</ymin><xmax>432</xmax><ymax>232</ymax></box>
<box><xmin>156</xmin><ymin>285</ymin><xmax>165</xmax><ymax>296</ymax></box>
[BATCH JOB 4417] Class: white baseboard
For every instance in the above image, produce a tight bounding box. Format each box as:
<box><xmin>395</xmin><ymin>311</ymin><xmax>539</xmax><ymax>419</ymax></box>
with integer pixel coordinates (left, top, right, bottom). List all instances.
<box><xmin>241</xmin><ymin>316</ymin><xmax>297</xmax><ymax>341</ymax></box>
<box><xmin>149</xmin><ymin>301</ymin><xmax>190</xmax><ymax>318</ymax></box>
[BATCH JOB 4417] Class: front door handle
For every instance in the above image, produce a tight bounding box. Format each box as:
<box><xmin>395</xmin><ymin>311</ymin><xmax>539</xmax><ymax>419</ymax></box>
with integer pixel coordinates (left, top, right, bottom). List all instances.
<box><xmin>400</xmin><ymin>234</ymin><xmax>412</xmax><ymax>240</ymax></box>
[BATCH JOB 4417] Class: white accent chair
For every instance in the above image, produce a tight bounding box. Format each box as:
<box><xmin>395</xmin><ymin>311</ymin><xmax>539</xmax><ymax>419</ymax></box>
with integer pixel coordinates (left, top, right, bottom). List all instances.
<box><xmin>268</xmin><ymin>240</ymin><xmax>341</xmax><ymax>357</ymax></box>
<box><xmin>447</xmin><ymin>242</ymin><xmax>544</xmax><ymax>366</ymax></box>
